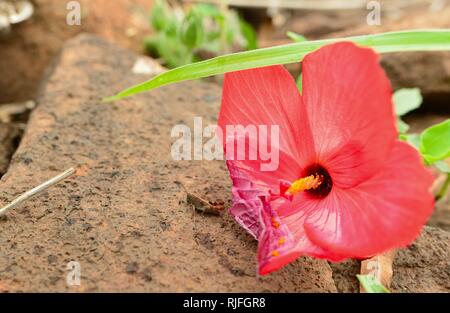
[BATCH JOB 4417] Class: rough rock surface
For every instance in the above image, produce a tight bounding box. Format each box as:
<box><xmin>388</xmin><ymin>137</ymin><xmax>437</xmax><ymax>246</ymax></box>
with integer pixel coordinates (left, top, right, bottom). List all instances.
<box><xmin>329</xmin><ymin>260</ymin><xmax>360</xmax><ymax>293</ymax></box>
<box><xmin>0</xmin><ymin>0</ymin><xmax>152</xmax><ymax>103</ymax></box>
<box><xmin>429</xmin><ymin>195</ymin><xmax>450</xmax><ymax>232</ymax></box>
<box><xmin>392</xmin><ymin>226</ymin><xmax>450</xmax><ymax>292</ymax></box>
<box><xmin>331</xmin><ymin>226</ymin><xmax>450</xmax><ymax>293</ymax></box>
<box><xmin>0</xmin><ymin>34</ymin><xmax>336</xmax><ymax>292</ymax></box>
<box><xmin>0</xmin><ymin>123</ymin><xmax>21</xmax><ymax>176</ymax></box>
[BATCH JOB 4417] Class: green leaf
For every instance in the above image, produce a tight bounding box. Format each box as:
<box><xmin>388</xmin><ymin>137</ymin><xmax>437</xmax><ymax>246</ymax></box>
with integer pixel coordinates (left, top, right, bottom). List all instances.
<box><xmin>290</xmin><ymin>32</ymin><xmax>306</xmax><ymax>94</ymax></box>
<box><xmin>145</xmin><ymin>33</ymin><xmax>193</xmax><ymax>69</ymax></box>
<box><xmin>287</xmin><ymin>31</ymin><xmax>307</xmax><ymax>43</ymax></box>
<box><xmin>397</xmin><ymin>118</ymin><xmax>410</xmax><ymax>133</ymax></box>
<box><xmin>181</xmin><ymin>12</ymin><xmax>204</xmax><ymax>49</ymax></box>
<box><xmin>194</xmin><ymin>3</ymin><xmax>221</xmax><ymax>17</ymax></box>
<box><xmin>150</xmin><ymin>0</ymin><xmax>170</xmax><ymax>32</ymax></box>
<box><xmin>240</xmin><ymin>19</ymin><xmax>258</xmax><ymax>50</ymax></box>
<box><xmin>356</xmin><ymin>275</ymin><xmax>390</xmax><ymax>293</ymax></box>
<box><xmin>165</xmin><ymin>18</ymin><xmax>179</xmax><ymax>38</ymax></box>
<box><xmin>393</xmin><ymin>88</ymin><xmax>423</xmax><ymax>116</ymax></box>
<box><xmin>105</xmin><ymin>29</ymin><xmax>450</xmax><ymax>101</ymax></box>
<box><xmin>420</xmin><ymin>119</ymin><xmax>450</xmax><ymax>165</ymax></box>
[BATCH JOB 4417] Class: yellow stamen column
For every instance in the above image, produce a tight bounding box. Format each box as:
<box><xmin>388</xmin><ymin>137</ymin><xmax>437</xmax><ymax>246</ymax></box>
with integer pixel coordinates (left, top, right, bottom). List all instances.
<box><xmin>286</xmin><ymin>174</ymin><xmax>323</xmax><ymax>196</ymax></box>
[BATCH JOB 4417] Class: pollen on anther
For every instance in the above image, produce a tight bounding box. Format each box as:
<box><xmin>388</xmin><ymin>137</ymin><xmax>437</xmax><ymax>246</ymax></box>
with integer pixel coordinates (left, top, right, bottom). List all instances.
<box><xmin>278</xmin><ymin>237</ymin><xmax>285</xmax><ymax>245</ymax></box>
<box><xmin>271</xmin><ymin>250</ymin><xmax>280</xmax><ymax>257</ymax></box>
<box><xmin>271</xmin><ymin>217</ymin><xmax>280</xmax><ymax>228</ymax></box>
<box><xmin>287</xmin><ymin>174</ymin><xmax>323</xmax><ymax>196</ymax></box>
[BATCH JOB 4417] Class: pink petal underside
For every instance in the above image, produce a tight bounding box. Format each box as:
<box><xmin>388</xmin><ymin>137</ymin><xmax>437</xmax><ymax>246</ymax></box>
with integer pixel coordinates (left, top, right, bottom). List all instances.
<box><xmin>225</xmin><ymin>135</ymin><xmax>301</xmax><ymax>238</ymax></box>
<box><xmin>226</xmin><ymin>161</ymin><xmax>265</xmax><ymax>239</ymax></box>
<box><xmin>301</xmin><ymin>42</ymin><xmax>397</xmax><ymax>188</ymax></box>
<box><xmin>303</xmin><ymin>141</ymin><xmax>435</xmax><ymax>258</ymax></box>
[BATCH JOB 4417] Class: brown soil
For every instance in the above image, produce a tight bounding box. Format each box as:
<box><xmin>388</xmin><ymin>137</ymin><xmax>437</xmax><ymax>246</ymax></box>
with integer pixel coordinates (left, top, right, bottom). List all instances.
<box><xmin>256</xmin><ymin>1</ymin><xmax>438</xmax><ymax>46</ymax></box>
<box><xmin>0</xmin><ymin>0</ymin><xmax>152</xmax><ymax>104</ymax></box>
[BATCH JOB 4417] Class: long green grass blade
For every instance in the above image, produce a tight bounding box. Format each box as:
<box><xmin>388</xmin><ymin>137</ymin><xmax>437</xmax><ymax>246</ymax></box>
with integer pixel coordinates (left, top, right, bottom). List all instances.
<box><xmin>106</xmin><ymin>29</ymin><xmax>450</xmax><ymax>101</ymax></box>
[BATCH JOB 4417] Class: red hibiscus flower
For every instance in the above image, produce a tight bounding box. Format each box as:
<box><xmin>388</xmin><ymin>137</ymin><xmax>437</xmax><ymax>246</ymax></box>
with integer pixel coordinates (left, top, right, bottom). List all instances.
<box><xmin>218</xmin><ymin>42</ymin><xmax>434</xmax><ymax>275</ymax></box>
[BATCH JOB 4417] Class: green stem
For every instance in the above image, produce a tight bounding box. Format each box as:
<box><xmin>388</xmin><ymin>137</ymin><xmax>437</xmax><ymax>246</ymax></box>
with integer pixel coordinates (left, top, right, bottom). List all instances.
<box><xmin>437</xmin><ymin>173</ymin><xmax>450</xmax><ymax>200</ymax></box>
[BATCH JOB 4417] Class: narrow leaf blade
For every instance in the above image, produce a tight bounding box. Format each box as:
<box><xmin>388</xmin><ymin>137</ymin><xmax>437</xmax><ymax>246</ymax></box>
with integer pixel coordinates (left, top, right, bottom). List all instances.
<box><xmin>105</xmin><ymin>29</ymin><xmax>450</xmax><ymax>101</ymax></box>
<box><xmin>287</xmin><ymin>31</ymin><xmax>307</xmax><ymax>43</ymax></box>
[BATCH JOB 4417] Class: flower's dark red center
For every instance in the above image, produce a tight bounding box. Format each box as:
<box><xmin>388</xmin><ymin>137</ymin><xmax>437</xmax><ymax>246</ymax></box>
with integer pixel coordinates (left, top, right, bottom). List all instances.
<box><xmin>281</xmin><ymin>164</ymin><xmax>333</xmax><ymax>200</ymax></box>
<box><xmin>303</xmin><ymin>164</ymin><xmax>333</xmax><ymax>198</ymax></box>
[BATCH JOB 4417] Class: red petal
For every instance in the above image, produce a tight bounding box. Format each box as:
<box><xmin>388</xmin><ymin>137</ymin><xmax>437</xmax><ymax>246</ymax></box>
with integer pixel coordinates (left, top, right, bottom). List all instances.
<box><xmin>303</xmin><ymin>141</ymin><xmax>435</xmax><ymax>257</ymax></box>
<box><xmin>218</xmin><ymin>65</ymin><xmax>315</xmax><ymax>178</ymax></box>
<box><xmin>302</xmin><ymin>42</ymin><xmax>397</xmax><ymax>188</ymax></box>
